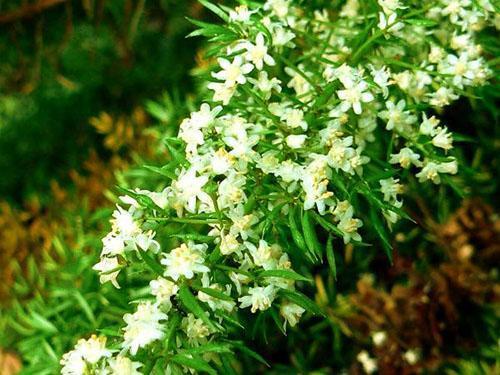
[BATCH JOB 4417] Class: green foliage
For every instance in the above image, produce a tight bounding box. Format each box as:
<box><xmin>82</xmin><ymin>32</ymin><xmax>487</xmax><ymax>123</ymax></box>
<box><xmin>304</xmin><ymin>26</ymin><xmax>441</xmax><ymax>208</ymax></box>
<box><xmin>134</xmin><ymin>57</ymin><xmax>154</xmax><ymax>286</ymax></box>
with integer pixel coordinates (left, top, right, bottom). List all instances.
<box><xmin>0</xmin><ymin>1</ymin><xmax>498</xmax><ymax>374</ymax></box>
<box><xmin>0</xmin><ymin>0</ymin><xmax>198</xmax><ymax>203</ymax></box>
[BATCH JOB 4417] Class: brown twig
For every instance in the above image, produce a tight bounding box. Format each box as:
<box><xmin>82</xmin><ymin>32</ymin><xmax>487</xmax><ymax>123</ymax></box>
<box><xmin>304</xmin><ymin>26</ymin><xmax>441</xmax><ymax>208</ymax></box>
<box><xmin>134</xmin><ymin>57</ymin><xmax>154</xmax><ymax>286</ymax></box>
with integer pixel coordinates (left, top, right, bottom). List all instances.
<box><xmin>0</xmin><ymin>0</ymin><xmax>66</xmax><ymax>24</ymax></box>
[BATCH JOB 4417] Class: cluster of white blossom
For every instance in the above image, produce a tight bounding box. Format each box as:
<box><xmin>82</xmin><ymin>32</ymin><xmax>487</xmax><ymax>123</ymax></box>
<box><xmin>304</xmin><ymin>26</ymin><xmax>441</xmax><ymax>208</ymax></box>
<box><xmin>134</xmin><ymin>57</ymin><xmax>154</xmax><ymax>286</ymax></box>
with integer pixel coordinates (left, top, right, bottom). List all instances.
<box><xmin>62</xmin><ymin>0</ymin><xmax>495</xmax><ymax>373</ymax></box>
<box><xmin>60</xmin><ymin>335</ymin><xmax>142</xmax><ymax>375</ymax></box>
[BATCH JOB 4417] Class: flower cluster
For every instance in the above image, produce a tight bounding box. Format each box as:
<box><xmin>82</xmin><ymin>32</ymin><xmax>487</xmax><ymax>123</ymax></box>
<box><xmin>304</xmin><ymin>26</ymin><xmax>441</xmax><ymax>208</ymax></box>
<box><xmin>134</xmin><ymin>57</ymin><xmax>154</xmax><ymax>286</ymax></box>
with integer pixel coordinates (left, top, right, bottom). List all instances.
<box><xmin>62</xmin><ymin>0</ymin><xmax>494</xmax><ymax>373</ymax></box>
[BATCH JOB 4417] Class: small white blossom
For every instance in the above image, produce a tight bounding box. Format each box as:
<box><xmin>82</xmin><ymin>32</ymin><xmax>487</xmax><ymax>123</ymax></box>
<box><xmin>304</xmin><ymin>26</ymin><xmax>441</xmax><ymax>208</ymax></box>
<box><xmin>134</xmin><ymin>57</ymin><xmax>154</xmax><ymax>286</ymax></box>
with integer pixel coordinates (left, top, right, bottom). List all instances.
<box><xmin>378</xmin><ymin>11</ymin><xmax>404</xmax><ymax>33</ymax></box>
<box><xmin>432</xmin><ymin>127</ymin><xmax>454</xmax><ymax>151</ymax></box>
<box><xmin>182</xmin><ymin>313</ymin><xmax>211</xmax><ymax>346</ymax></box>
<box><xmin>229</xmin><ymin>5</ymin><xmax>254</xmax><ymax>23</ymax></box>
<box><xmin>372</xmin><ymin>331</ymin><xmax>387</xmax><ymax>347</ymax></box>
<box><xmin>207</xmin><ymin>81</ymin><xmax>237</xmax><ymax>105</ymax></box>
<box><xmin>378</xmin><ymin>99</ymin><xmax>416</xmax><ymax>132</ymax></box>
<box><xmin>248</xmin><ymin>71</ymin><xmax>282</xmax><ymax>99</ymax></box>
<box><xmin>161</xmin><ymin>242</ymin><xmax>210</xmax><ymax>281</ymax></box>
<box><xmin>107</xmin><ymin>356</ymin><xmax>143</xmax><ymax>375</ymax></box>
<box><xmin>150</xmin><ymin>277</ymin><xmax>179</xmax><ymax>306</ymax></box>
<box><xmin>238</xmin><ymin>285</ymin><xmax>276</xmax><ymax>313</ymax></box>
<box><xmin>170</xmin><ymin>168</ymin><xmax>213</xmax><ymax>215</ymax></box>
<box><xmin>93</xmin><ymin>256</ymin><xmax>122</xmax><ymax>289</ymax></box>
<box><xmin>416</xmin><ymin>160</ymin><xmax>458</xmax><ymax>183</ymax></box>
<box><xmin>61</xmin><ymin>335</ymin><xmax>111</xmax><ymax>375</ymax></box>
<box><xmin>280</xmin><ymin>302</ymin><xmax>305</xmax><ymax>328</ymax></box>
<box><xmin>419</xmin><ymin>113</ymin><xmax>440</xmax><ymax>136</ymax></box>
<box><xmin>286</xmin><ymin>134</ymin><xmax>307</xmax><ymax>149</ymax></box>
<box><xmin>243</xmin><ymin>33</ymin><xmax>275</xmax><ymax>70</ymax></box>
<box><xmin>389</xmin><ymin>147</ymin><xmax>422</xmax><ymax>168</ymax></box>
<box><xmin>122</xmin><ymin>302</ymin><xmax>167</xmax><ymax>355</ymax></box>
<box><xmin>380</xmin><ymin>177</ymin><xmax>404</xmax><ymax>202</ymax></box>
<box><xmin>337</xmin><ymin>80</ymin><xmax>374</xmax><ymax>115</ymax></box>
<box><xmin>212</xmin><ymin>56</ymin><xmax>254</xmax><ymax>87</ymax></box>
<box><xmin>281</xmin><ymin>107</ymin><xmax>308</xmax><ymax>131</ymax></box>
<box><xmin>357</xmin><ymin>350</ymin><xmax>377</xmax><ymax>374</ymax></box>
<box><xmin>403</xmin><ymin>349</ymin><xmax>420</xmax><ymax>365</ymax></box>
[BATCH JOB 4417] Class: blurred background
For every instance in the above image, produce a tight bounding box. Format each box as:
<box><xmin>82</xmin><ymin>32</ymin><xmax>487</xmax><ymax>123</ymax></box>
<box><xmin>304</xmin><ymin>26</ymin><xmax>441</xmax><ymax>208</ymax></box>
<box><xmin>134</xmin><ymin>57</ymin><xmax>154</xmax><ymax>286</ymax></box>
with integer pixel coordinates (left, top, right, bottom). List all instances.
<box><xmin>0</xmin><ymin>1</ymin><xmax>498</xmax><ymax>374</ymax></box>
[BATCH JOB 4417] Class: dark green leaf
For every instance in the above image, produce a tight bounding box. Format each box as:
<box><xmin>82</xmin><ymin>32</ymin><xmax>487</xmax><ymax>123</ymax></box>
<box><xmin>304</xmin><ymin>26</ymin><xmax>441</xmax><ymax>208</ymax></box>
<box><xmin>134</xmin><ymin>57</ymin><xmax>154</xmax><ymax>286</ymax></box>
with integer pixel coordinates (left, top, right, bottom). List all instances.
<box><xmin>170</xmin><ymin>354</ymin><xmax>217</xmax><ymax>375</ymax></box>
<box><xmin>258</xmin><ymin>269</ymin><xmax>312</xmax><ymax>283</ymax></box>
<box><xmin>326</xmin><ymin>235</ymin><xmax>337</xmax><ymax>281</ymax></box>
<box><xmin>279</xmin><ymin>289</ymin><xmax>324</xmax><ymax>317</ymax></box>
<box><xmin>178</xmin><ymin>285</ymin><xmax>219</xmax><ymax>332</ymax></box>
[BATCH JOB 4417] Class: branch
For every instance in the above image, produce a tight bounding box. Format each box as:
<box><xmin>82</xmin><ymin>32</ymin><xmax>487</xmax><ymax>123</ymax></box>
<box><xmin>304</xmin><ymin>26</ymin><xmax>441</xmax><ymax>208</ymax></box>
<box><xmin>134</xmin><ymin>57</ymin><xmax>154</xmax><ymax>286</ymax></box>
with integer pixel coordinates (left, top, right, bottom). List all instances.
<box><xmin>0</xmin><ymin>0</ymin><xmax>66</xmax><ymax>24</ymax></box>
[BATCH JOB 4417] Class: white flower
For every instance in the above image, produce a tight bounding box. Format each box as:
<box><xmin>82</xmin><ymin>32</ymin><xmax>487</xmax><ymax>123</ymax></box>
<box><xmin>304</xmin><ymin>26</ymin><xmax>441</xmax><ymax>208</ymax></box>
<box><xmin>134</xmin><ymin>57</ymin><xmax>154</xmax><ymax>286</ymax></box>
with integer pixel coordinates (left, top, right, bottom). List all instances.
<box><xmin>338</xmin><ymin>214</ymin><xmax>363</xmax><ymax>244</ymax></box>
<box><xmin>210</xmin><ymin>148</ymin><xmax>234</xmax><ymax>175</ymax></box>
<box><xmin>403</xmin><ymin>349</ymin><xmax>419</xmax><ymax>365</ymax></box>
<box><xmin>212</xmin><ymin>56</ymin><xmax>254</xmax><ymax>87</ymax></box>
<box><xmin>223</xmin><ymin>133</ymin><xmax>259</xmax><ymax>162</ymax></box>
<box><xmin>428</xmin><ymin>87</ymin><xmax>458</xmax><ymax>107</ymax></box>
<box><xmin>150</xmin><ymin>277</ymin><xmax>179</xmax><ymax>306</ymax></box>
<box><xmin>93</xmin><ymin>256</ymin><xmax>122</xmax><ymax>289</ymax></box>
<box><xmin>229</xmin><ymin>5</ymin><xmax>254</xmax><ymax>23</ymax></box>
<box><xmin>377</xmin><ymin>11</ymin><xmax>404</xmax><ymax>33</ymax></box>
<box><xmin>389</xmin><ymin>147</ymin><xmax>422</xmax><ymax>168</ymax></box>
<box><xmin>107</xmin><ymin>356</ymin><xmax>142</xmax><ymax>375</ymax></box>
<box><xmin>182</xmin><ymin>313</ymin><xmax>211</xmax><ymax>345</ymax></box>
<box><xmin>264</xmin><ymin>0</ymin><xmax>290</xmax><ymax>18</ymax></box>
<box><xmin>243</xmin><ymin>33</ymin><xmax>275</xmax><ymax>70</ymax></box>
<box><xmin>179</xmin><ymin>103</ymin><xmax>221</xmax><ymax>154</ymax></box>
<box><xmin>245</xmin><ymin>240</ymin><xmax>275</xmax><ymax>269</ymax></box>
<box><xmin>441</xmin><ymin>0</ymin><xmax>471</xmax><ymax>24</ymax></box>
<box><xmin>281</xmin><ymin>108</ymin><xmax>308</xmax><ymax>131</ymax></box>
<box><xmin>280</xmin><ymin>302</ymin><xmax>305</xmax><ymax>328</ymax></box>
<box><xmin>170</xmin><ymin>168</ymin><xmax>213</xmax><ymax>214</ymax></box>
<box><xmin>432</xmin><ymin>127</ymin><xmax>453</xmax><ymax>151</ymax></box>
<box><xmin>256</xmin><ymin>150</ymin><xmax>279</xmax><ymax>173</ymax></box>
<box><xmin>191</xmin><ymin>103</ymin><xmax>222</xmax><ymax>129</ymax></box>
<box><xmin>429</xmin><ymin>45</ymin><xmax>445</xmax><ymax>63</ymax></box>
<box><xmin>419</xmin><ymin>113</ymin><xmax>440</xmax><ymax>136</ymax></box>
<box><xmin>337</xmin><ymin>80</ymin><xmax>374</xmax><ymax>115</ymax></box>
<box><xmin>439</xmin><ymin>52</ymin><xmax>481</xmax><ymax>87</ymax></box>
<box><xmin>230</xmin><ymin>269</ymin><xmax>251</xmax><ymax>295</ymax></box>
<box><xmin>327</xmin><ymin>136</ymin><xmax>356</xmax><ymax>173</ymax></box>
<box><xmin>161</xmin><ymin>242</ymin><xmax>209</xmax><ymax>281</ymax></box>
<box><xmin>378</xmin><ymin>0</ymin><xmax>405</xmax><ymax>14</ymax></box>
<box><xmin>75</xmin><ymin>335</ymin><xmax>112</xmax><ymax>364</ymax></box>
<box><xmin>379</xmin><ymin>177</ymin><xmax>403</xmax><ymax>202</ymax></box>
<box><xmin>272</xmin><ymin>26</ymin><xmax>295</xmax><ymax>48</ymax></box>
<box><xmin>198</xmin><ymin>274</ymin><xmax>236</xmax><ymax>312</ymax></box>
<box><xmin>357</xmin><ymin>350</ymin><xmax>377</xmax><ymax>374</ymax></box>
<box><xmin>369</xmin><ymin>65</ymin><xmax>392</xmax><ymax>98</ymax></box>
<box><xmin>207</xmin><ymin>81</ymin><xmax>237</xmax><ymax>105</ymax></box>
<box><xmin>219</xmin><ymin>232</ymin><xmax>242</xmax><ymax>256</ymax></box>
<box><xmin>122</xmin><ymin>302</ymin><xmax>167</xmax><ymax>355</ymax></box>
<box><xmin>238</xmin><ymin>285</ymin><xmax>276</xmax><ymax>313</ymax></box>
<box><xmin>61</xmin><ymin>335</ymin><xmax>112</xmax><ymax>375</ymax></box>
<box><xmin>112</xmin><ymin>206</ymin><xmax>140</xmax><ymax>237</ymax></box>
<box><xmin>302</xmin><ymin>155</ymin><xmax>333</xmax><ymax>214</ymax></box>
<box><xmin>101</xmin><ymin>233</ymin><xmax>125</xmax><ymax>256</ymax></box>
<box><xmin>286</xmin><ymin>134</ymin><xmax>307</xmax><ymax>149</ymax></box>
<box><xmin>341</xmin><ymin>0</ymin><xmax>360</xmax><ymax>17</ymax></box>
<box><xmin>134</xmin><ymin>231</ymin><xmax>160</xmax><ymax>253</ymax></box>
<box><xmin>275</xmin><ymin>160</ymin><xmax>303</xmax><ymax>185</ymax></box>
<box><xmin>378</xmin><ymin>99</ymin><xmax>416</xmax><ymax>131</ymax></box>
<box><xmin>227</xmin><ymin>206</ymin><xmax>260</xmax><ymax>240</ymax></box>
<box><xmin>248</xmin><ymin>71</ymin><xmax>281</xmax><ymax>99</ymax></box>
<box><xmin>416</xmin><ymin>160</ymin><xmax>458</xmax><ymax>183</ymax></box>
<box><xmin>372</xmin><ymin>331</ymin><xmax>387</xmax><ymax>347</ymax></box>
<box><xmin>60</xmin><ymin>349</ymin><xmax>87</xmax><ymax>375</ymax></box>
<box><xmin>285</xmin><ymin>65</ymin><xmax>313</xmax><ymax>98</ymax></box>
<box><xmin>217</xmin><ymin>172</ymin><xmax>247</xmax><ymax>209</ymax></box>
<box><xmin>392</xmin><ymin>70</ymin><xmax>412</xmax><ymax>91</ymax></box>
